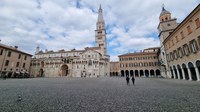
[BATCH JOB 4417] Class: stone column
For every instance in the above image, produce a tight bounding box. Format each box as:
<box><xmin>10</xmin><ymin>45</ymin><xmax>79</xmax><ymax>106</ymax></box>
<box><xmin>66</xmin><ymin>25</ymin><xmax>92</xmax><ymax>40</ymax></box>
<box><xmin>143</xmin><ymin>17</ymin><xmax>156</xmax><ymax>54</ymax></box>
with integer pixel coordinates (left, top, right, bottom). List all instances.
<box><xmin>172</xmin><ymin>69</ymin><xmax>176</xmax><ymax>79</ymax></box>
<box><xmin>177</xmin><ymin>69</ymin><xmax>180</xmax><ymax>79</ymax></box>
<box><xmin>181</xmin><ymin>67</ymin><xmax>185</xmax><ymax>80</ymax></box>
<box><xmin>187</xmin><ymin>68</ymin><xmax>192</xmax><ymax>81</ymax></box>
<box><xmin>194</xmin><ymin>66</ymin><xmax>200</xmax><ymax>81</ymax></box>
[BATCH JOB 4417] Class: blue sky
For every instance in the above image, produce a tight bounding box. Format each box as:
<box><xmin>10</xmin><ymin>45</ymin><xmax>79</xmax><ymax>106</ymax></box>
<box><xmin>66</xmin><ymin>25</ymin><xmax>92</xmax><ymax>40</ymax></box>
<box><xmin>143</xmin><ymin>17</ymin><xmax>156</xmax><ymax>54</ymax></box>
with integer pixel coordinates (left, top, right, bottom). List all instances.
<box><xmin>0</xmin><ymin>0</ymin><xmax>199</xmax><ymax>61</ymax></box>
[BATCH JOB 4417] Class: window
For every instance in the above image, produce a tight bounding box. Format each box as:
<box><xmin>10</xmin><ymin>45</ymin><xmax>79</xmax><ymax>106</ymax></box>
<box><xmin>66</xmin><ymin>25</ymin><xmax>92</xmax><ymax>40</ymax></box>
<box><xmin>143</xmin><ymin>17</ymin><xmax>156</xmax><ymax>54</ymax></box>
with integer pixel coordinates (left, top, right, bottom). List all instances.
<box><xmin>180</xmin><ymin>31</ymin><xmax>185</xmax><ymax>39</ymax></box>
<box><xmin>5</xmin><ymin>60</ymin><xmax>9</xmax><ymax>66</ymax></box>
<box><xmin>24</xmin><ymin>56</ymin><xmax>27</xmax><ymax>60</ymax></box>
<box><xmin>18</xmin><ymin>54</ymin><xmax>21</xmax><ymax>59</ymax></box>
<box><xmin>166</xmin><ymin>54</ymin><xmax>169</xmax><ymax>61</ymax></box>
<box><xmin>171</xmin><ymin>39</ymin><xmax>174</xmax><ymax>46</ymax></box>
<box><xmin>23</xmin><ymin>63</ymin><xmax>26</xmax><ymax>68</ymax></box>
<box><xmin>7</xmin><ymin>51</ymin><xmax>11</xmax><ymax>57</ymax></box>
<box><xmin>175</xmin><ymin>36</ymin><xmax>179</xmax><ymax>43</ymax></box>
<box><xmin>0</xmin><ymin>49</ymin><xmax>3</xmax><ymax>55</ymax></box>
<box><xmin>198</xmin><ymin>36</ymin><xmax>200</xmax><ymax>47</ymax></box>
<box><xmin>189</xmin><ymin>39</ymin><xmax>199</xmax><ymax>53</ymax></box>
<box><xmin>170</xmin><ymin>52</ymin><xmax>173</xmax><ymax>61</ymax></box>
<box><xmin>173</xmin><ymin>50</ymin><xmax>178</xmax><ymax>60</ymax></box>
<box><xmin>177</xmin><ymin>47</ymin><xmax>183</xmax><ymax>58</ymax></box>
<box><xmin>195</xmin><ymin>18</ymin><xmax>200</xmax><ymax>28</ymax></box>
<box><xmin>16</xmin><ymin>62</ymin><xmax>19</xmax><ymax>67</ymax></box>
<box><xmin>187</xmin><ymin>26</ymin><xmax>192</xmax><ymax>35</ymax></box>
<box><xmin>183</xmin><ymin>44</ymin><xmax>190</xmax><ymax>56</ymax></box>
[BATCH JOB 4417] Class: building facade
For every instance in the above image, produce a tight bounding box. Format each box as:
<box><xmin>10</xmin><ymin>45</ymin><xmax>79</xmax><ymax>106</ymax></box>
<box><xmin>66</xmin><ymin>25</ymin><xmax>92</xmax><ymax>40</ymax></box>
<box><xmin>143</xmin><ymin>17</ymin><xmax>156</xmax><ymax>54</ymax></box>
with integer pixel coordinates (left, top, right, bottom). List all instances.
<box><xmin>118</xmin><ymin>47</ymin><xmax>161</xmax><ymax>77</ymax></box>
<box><xmin>30</xmin><ymin>5</ymin><xmax>110</xmax><ymax>78</ymax></box>
<box><xmin>0</xmin><ymin>43</ymin><xmax>32</xmax><ymax>78</ymax></box>
<box><xmin>110</xmin><ymin>62</ymin><xmax>120</xmax><ymax>76</ymax></box>
<box><xmin>157</xmin><ymin>6</ymin><xmax>178</xmax><ymax>78</ymax></box>
<box><xmin>160</xmin><ymin>4</ymin><xmax>200</xmax><ymax>81</ymax></box>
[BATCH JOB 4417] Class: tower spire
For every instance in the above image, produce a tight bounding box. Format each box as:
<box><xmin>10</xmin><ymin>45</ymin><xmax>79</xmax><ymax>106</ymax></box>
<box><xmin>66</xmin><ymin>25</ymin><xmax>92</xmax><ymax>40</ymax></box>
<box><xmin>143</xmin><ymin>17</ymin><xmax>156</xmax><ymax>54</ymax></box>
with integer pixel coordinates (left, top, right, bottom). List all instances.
<box><xmin>97</xmin><ymin>4</ymin><xmax>104</xmax><ymax>22</ymax></box>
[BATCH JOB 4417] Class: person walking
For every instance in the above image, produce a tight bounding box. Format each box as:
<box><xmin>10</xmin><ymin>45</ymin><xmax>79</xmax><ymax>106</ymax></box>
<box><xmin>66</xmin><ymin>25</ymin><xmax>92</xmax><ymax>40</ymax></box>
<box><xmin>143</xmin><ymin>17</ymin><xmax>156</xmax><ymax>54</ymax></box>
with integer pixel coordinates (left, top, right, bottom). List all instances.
<box><xmin>126</xmin><ymin>76</ymin><xmax>130</xmax><ymax>85</ymax></box>
<box><xmin>131</xmin><ymin>76</ymin><xmax>135</xmax><ymax>85</ymax></box>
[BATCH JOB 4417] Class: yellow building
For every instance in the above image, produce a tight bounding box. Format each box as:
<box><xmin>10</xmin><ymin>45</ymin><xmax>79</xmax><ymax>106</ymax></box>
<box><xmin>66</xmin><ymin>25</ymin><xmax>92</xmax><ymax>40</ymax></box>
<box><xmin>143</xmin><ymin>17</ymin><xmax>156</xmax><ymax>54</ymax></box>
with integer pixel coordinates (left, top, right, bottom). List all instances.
<box><xmin>118</xmin><ymin>47</ymin><xmax>161</xmax><ymax>77</ymax></box>
<box><xmin>0</xmin><ymin>43</ymin><xmax>32</xmax><ymax>78</ymax></box>
<box><xmin>160</xmin><ymin>4</ymin><xmax>200</xmax><ymax>81</ymax></box>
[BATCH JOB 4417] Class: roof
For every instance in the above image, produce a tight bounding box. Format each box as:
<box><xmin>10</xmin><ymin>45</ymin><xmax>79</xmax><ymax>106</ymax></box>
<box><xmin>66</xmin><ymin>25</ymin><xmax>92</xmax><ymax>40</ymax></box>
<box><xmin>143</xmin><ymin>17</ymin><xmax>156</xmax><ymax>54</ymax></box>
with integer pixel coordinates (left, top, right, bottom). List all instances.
<box><xmin>143</xmin><ymin>47</ymin><xmax>160</xmax><ymax>50</ymax></box>
<box><xmin>36</xmin><ymin>49</ymin><xmax>85</xmax><ymax>55</ymax></box>
<box><xmin>118</xmin><ymin>52</ymin><xmax>158</xmax><ymax>57</ymax></box>
<box><xmin>163</xmin><ymin>4</ymin><xmax>200</xmax><ymax>44</ymax></box>
<box><xmin>0</xmin><ymin>43</ymin><xmax>32</xmax><ymax>56</ymax></box>
<box><xmin>160</xmin><ymin>6</ymin><xmax>171</xmax><ymax>16</ymax></box>
<box><xmin>97</xmin><ymin>4</ymin><xmax>104</xmax><ymax>22</ymax></box>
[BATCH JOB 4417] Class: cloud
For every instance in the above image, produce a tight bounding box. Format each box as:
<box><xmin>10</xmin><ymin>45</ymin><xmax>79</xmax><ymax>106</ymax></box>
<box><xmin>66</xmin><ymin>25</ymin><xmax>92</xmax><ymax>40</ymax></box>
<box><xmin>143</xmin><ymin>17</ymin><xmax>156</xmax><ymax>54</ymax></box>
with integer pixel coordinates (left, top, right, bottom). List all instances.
<box><xmin>0</xmin><ymin>0</ymin><xmax>199</xmax><ymax>62</ymax></box>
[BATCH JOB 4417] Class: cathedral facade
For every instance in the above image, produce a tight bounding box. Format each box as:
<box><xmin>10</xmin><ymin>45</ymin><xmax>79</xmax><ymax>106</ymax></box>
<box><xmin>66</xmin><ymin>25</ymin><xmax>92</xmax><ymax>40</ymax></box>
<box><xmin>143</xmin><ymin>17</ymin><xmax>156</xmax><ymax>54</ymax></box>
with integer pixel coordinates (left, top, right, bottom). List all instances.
<box><xmin>30</xmin><ymin>5</ymin><xmax>110</xmax><ymax>77</ymax></box>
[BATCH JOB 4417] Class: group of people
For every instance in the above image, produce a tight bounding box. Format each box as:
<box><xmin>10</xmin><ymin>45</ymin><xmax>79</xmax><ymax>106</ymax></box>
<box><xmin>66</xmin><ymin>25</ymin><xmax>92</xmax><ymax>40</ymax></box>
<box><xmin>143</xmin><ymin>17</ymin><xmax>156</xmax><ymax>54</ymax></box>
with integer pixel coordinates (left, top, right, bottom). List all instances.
<box><xmin>126</xmin><ymin>76</ymin><xmax>135</xmax><ymax>85</ymax></box>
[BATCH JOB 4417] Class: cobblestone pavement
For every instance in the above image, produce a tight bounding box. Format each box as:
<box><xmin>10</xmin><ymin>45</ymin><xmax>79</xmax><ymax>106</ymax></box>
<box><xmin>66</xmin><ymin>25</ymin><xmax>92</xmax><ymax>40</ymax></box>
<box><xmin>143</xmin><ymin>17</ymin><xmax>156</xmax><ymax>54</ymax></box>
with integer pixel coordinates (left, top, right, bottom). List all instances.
<box><xmin>0</xmin><ymin>77</ymin><xmax>200</xmax><ymax>112</ymax></box>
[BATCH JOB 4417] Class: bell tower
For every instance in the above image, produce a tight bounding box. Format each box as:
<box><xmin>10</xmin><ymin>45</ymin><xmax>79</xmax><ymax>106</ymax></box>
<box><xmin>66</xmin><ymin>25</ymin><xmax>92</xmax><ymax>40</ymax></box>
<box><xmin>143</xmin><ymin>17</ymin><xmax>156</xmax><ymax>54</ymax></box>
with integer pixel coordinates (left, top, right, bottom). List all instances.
<box><xmin>157</xmin><ymin>5</ymin><xmax>178</xmax><ymax>78</ymax></box>
<box><xmin>95</xmin><ymin>4</ymin><xmax>107</xmax><ymax>55</ymax></box>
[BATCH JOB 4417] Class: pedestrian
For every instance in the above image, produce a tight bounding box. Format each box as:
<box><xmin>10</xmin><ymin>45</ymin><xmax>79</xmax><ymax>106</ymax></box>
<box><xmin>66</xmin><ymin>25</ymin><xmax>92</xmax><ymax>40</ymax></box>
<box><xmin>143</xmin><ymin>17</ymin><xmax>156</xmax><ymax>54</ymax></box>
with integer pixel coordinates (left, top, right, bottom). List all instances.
<box><xmin>131</xmin><ymin>76</ymin><xmax>135</xmax><ymax>85</ymax></box>
<box><xmin>126</xmin><ymin>76</ymin><xmax>130</xmax><ymax>85</ymax></box>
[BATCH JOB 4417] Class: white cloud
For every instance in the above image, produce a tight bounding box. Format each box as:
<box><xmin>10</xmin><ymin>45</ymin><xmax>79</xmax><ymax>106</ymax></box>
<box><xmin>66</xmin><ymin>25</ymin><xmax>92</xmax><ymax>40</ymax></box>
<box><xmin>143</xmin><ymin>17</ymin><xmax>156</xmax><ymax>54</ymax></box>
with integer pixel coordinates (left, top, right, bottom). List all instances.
<box><xmin>0</xmin><ymin>0</ymin><xmax>199</xmax><ymax>61</ymax></box>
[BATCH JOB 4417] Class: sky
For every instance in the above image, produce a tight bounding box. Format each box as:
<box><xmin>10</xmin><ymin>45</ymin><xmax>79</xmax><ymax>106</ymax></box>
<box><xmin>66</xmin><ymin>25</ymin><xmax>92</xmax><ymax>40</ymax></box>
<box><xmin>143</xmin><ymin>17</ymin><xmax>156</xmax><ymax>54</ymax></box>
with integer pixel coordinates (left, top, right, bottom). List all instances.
<box><xmin>0</xmin><ymin>0</ymin><xmax>199</xmax><ymax>61</ymax></box>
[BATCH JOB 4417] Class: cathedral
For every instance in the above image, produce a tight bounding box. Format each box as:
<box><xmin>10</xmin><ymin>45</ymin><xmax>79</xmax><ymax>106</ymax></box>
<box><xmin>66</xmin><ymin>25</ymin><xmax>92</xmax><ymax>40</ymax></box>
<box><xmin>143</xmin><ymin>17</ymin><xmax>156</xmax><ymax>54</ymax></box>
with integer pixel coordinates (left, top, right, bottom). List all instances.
<box><xmin>30</xmin><ymin>5</ymin><xmax>110</xmax><ymax>77</ymax></box>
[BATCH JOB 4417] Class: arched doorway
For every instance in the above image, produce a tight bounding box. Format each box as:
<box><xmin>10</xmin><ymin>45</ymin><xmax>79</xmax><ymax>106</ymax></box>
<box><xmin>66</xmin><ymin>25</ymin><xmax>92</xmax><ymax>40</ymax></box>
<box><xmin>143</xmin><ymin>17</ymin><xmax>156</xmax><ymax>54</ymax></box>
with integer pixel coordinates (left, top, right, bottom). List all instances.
<box><xmin>140</xmin><ymin>70</ymin><xmax>144</xmax><ymax>77</ymax></box>
<box><xmin>121</xmin><ymin>70</ymin><xmax>124</xmax><ymax>77</ymax></box>
<box><xmin>135</xmin><ymin>70</ymin><xmax>139</xmax><ymax>77</ymax></box>
<box><xmin>39</xmin><ymin>68</ymin><xmax>44</xmax><ymax>77</ymax></box>
<box><xmin>173</xmin><ymin>66</ymin><xmax>178</xmax><ymax>79</ymax></box>
<box><xmin>196</xmin><ymin>60</ymin><xmax>200</xmax><ymax>78</ymax></box>
<box><xmin>177</xmin><ymin>65</ymin><xmax>183</xmax><ymax>79</ymax></box>
<box><xmin>170</xmin><ymin>66</ymin><xmax>174</xmax><ymax>79</ymax></box>
<box><xmin>182</xmin><ymin>64</ymin><xmax>189</xmax><ymax>80</ymax></box>
<box><xmin>116</xmin><ymin>72</ymin><xmax>118</xmax><ymax>76</ymax></box>
<box><xmin>61</xmin><ymin>65</ymin><xmax>69</xmax><ymax>76</ymax></box>
<box><xmin>130</xmin><ymin>70</ymin><xmax>134</xmax><ymax>77</ymax></box>
<box><xmin>188</xmin><ymin>62</ymin><xmax>197</xmax><ymax>81</ymax></box>
<box><xmin>150</xmin><ymin>70</ymin><xmax>154</xmax><ymax>76</ymax></box>
<box><xmin>125</xmin><ymin>70</ymin><xmax>129</xmax><ymax>77</ymax></box>
<box><xmin>145</xmin><ymin>70</ymin><xmax>149</xmax><ymax>77</ymax></box>
<box><xmin>110</xmin><ymin>72</ymin><xmax>112</xmax><ymax>76</ymax></box>
<box><xmin>113</xmin><ymin>72</ymin><xmax>115</xmax><ymax>76</ymax></box>
<box><xmin>156</xmin><ymin>69</ymin><xmax>160</xmax><ymax>76</ymax></box>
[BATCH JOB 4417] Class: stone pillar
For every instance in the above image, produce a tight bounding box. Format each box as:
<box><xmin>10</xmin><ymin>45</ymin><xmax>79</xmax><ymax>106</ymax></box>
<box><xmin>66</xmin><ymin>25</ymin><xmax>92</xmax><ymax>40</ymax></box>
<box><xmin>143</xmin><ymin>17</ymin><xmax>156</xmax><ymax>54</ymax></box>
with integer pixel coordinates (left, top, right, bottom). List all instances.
<box><xmin>187</xmin><ymin>68</ymin><xmax>192</xmax><ymax>81</ymax></box>
<box><xmin>172</xmin><ymin>69</ymin><xmax>176</xmax><ymax>79</ymax></box>
<box><xmin>177</xmin><ymin>69</ymin><xmax>180</xmax><ymax>79</ymax></box>
<box><xmin>194</xmin><ymin>66</ymin><xmax>200</xmax><ymax>81</ymax></box>
<box><xmin>181</xmin><ymin>68</ymin><xmax>185</xmax><ymax>80</ymax></box>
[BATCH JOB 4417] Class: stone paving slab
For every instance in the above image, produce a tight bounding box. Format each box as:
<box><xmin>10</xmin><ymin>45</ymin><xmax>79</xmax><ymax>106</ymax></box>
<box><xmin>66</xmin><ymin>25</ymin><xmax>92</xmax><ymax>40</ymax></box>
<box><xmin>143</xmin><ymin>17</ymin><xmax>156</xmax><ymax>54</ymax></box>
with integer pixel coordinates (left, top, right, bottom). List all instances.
<box><xmin>0</xmin><ymin>77</ymin><xmax>200</xmax><ymax>112</ymax></box>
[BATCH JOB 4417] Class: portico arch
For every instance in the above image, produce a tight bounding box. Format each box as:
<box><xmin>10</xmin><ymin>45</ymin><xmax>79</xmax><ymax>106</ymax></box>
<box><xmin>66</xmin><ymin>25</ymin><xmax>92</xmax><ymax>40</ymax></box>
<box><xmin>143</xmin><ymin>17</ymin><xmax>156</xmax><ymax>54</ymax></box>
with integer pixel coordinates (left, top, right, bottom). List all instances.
<box><xmin>177</xmin><ymin>65</ymin><xmax>183</xmax><ymax>79</ymax></box>
<box><xmin>188</xmin><ymin>62</ymin><xmax>197</xmax><ymax>81</ymax></box>
<box><xmin>170</xmin><ymin>66</ymin><xmax>174</xmax><ymax>79</ymax></box>
<box><xmin>145</xmin><ymin>70</ymin><xmax>149</xmax><ymax>77</ymax></box>
<box><xmin>135</xmin><ymin>70</ymin><xmax>139</xmax><ymax>77</ymax></box>
<box><xmin>140</xmin><ymin>70</ymin><xmax>144</xmax><ymax>77</ymax></box>
<box><xmin>182</xmin><ymin>64</ymin><xmax>189</xmax><ymax>80</ymax></box>
<box><xmin>156</xmin><ymin>69</ymin><xmax>160</xmax><ymax>76</ymax></box>
<box><xmin>173</xmin><ymin>66</ymin><xmax>178</xmax><ymax>79</ymax></box>
<box><xmin>125</xmin><ymin>70</ymin><xmax>129</xmax><ymax>77</ymax></box>
<box><xmin>61</xmin><ymin>65</ymin><xmax>69</xmax><ymax>76</ymax></box>
<box><xmin>121</xmin><ymin>70</ymin><xmax>124</xmax><ymax>77</ymax></box>
<box><xmin>130</xmin><ymin>70</ymin><xmax>134</xmax><ymax>77</ymax></box>
<box><xmin>150</xmin><ymin>70</ymin><xmax>154</xmax><ymax>76</ymax></box>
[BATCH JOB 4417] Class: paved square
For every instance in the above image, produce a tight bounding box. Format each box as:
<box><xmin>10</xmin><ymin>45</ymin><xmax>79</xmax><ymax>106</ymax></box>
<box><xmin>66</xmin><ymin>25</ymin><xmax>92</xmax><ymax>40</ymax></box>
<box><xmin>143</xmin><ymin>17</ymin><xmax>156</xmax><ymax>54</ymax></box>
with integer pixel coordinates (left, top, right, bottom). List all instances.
<box><xmin>0</xmin><ymin>77</ymin><xmax>200</xmax><ymax>112</ymax></box>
